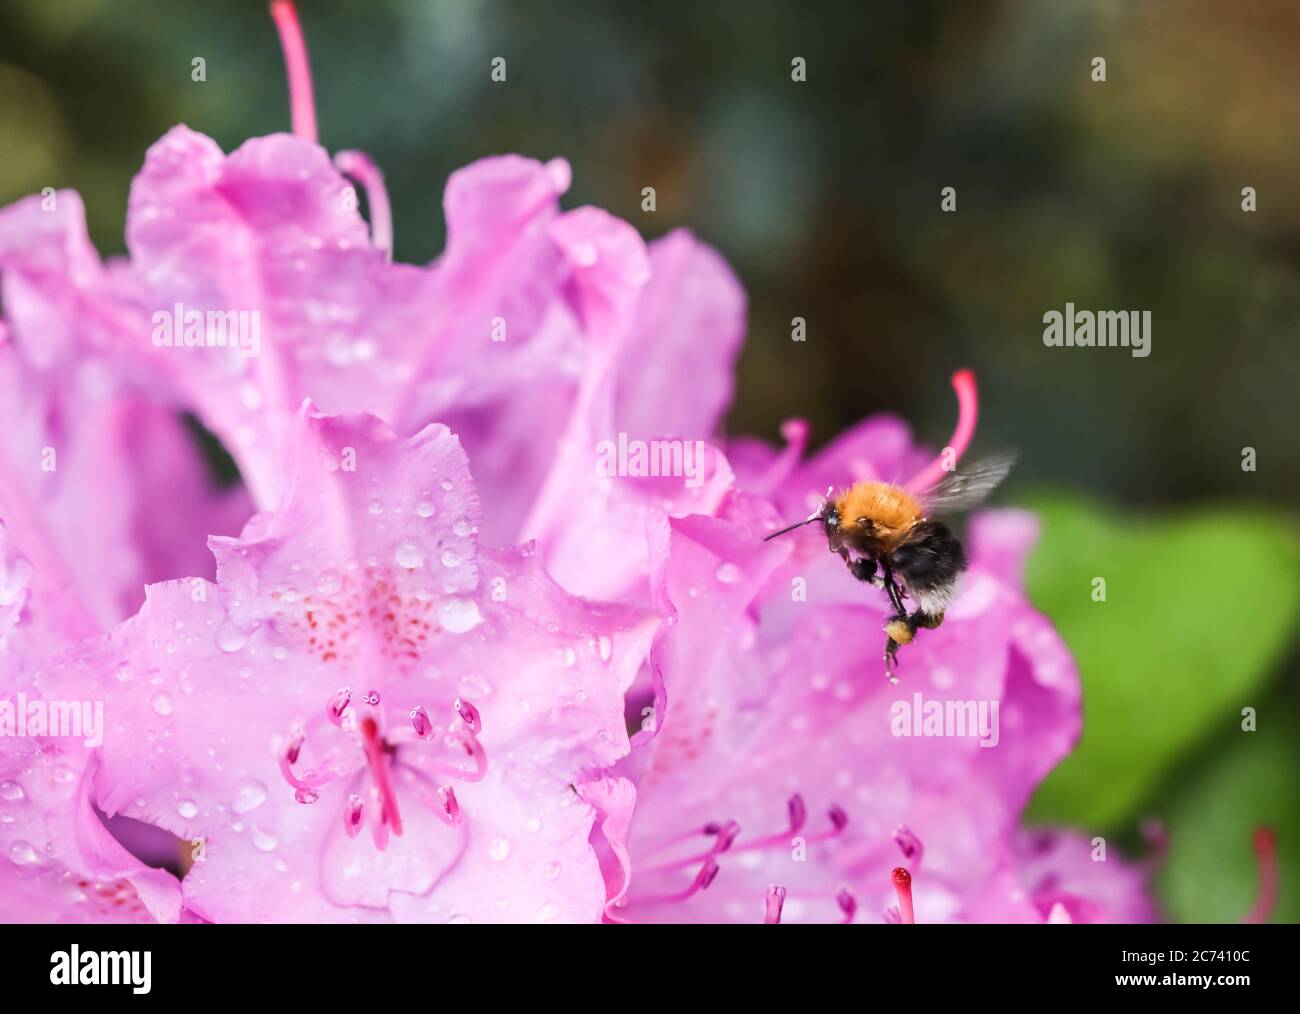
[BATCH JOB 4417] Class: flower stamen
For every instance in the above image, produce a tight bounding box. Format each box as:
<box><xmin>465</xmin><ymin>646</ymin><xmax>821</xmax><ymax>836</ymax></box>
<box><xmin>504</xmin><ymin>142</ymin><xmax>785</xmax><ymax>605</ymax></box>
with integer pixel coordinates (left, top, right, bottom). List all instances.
<box><xmin>904</xmin><ymin>368</ymin><xmax>978</xmax><ymax>493</ymax></box>
<box><xmin>269</xmin><ymin>1</ymin><xmax>318</xmax><ymax>143</ymax></box>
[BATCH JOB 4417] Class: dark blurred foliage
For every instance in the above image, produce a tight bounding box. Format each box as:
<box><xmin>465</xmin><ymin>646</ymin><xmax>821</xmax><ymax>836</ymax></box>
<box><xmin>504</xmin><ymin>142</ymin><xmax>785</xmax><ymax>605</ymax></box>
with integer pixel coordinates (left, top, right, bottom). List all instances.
<box><xmin>3</xmin><ymin>0</ymin><xmax>1298</xmax><ymax>508</ymax></box>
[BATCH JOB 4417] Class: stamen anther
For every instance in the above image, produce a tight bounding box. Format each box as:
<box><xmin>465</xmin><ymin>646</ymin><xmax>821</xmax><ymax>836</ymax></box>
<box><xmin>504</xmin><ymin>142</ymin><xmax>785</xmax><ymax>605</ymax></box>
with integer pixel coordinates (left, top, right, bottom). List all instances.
<box><xmin>836</xmin><ymin>887</ymin><xmax>857</xmax><ymax>924</ymax></box>
<box><xmin>343</xmin><ymin>794</ymin><xmax>364</xmax><ymax>838</ymax></box>
<box><xmin>453</xmin><ymin>697</ymin><xmax>482</xmax><ymax>734</ymax></box>
<box><xmin>327</xmin><ymin>687</ymin><xmax>352</xmax><ymax>726</ymax></box>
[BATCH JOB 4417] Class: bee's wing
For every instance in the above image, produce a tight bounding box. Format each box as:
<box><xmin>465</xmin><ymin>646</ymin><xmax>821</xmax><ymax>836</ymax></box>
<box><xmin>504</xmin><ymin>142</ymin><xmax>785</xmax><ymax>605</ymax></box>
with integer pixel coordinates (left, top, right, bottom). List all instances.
<box><xmin>918</xmin><ymin>451</ymin><xmax>1018</xmax><ymax>514</ymax></box>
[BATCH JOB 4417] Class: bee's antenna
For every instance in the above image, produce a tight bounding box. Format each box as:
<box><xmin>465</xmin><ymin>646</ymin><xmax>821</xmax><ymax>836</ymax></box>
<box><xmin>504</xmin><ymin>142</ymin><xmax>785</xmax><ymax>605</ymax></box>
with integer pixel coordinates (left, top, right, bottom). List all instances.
<box><xmin>762</xmin><ymin>515</ymin><xmax>821</xmax><ymax>542</ymax></box>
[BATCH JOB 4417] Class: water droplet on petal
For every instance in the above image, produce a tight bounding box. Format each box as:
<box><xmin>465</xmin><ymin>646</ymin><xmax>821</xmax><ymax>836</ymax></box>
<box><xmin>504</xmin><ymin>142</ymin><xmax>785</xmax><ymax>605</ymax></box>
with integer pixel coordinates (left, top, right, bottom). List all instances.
<box><xmin>9</xmin><ymin>841</ymin><xmax>37</xmax><ymax>865</ymax></box>
<box><xmin>488</xmin><ymin>836</ymin><xmax>512</xmax><ymax>861</ymax></box>
<box><xmin>597</xmin><ymin>635</ymin><xmax>613</xmax><ymax>662</ymax></box>
<box><xmin>544</xmin><ymin>861</ymin><xmax>562</xmax><ymax>880</ymax></box>
<box><xmin>294</xmin><ymin>788</ymin><xmax>319</xmax><ymax>805</ymax></box>
<box><xmin>715</xmin><ymin>562</ymin><xmax>741</xmax><ymax>584</ymax></box>
<box><xmin>177</xmin><ymin>799</ymin><xmax>198</xmax><ymax>819</ymax></box>
<box><xmin>438</xmin><ymin>598</ymin><xmax>482</xmax><ymax>633</ymax></box>
<box><xmin>232</xmin><ymin>778</ymin><xmax>268</xmax><ymax>814</ymax></box>
<box><xmin>440</xmin><ymin>479</ymin><xmax>454</xmax><ymax>492</ymax></box>
<box><xmin>315</xmin><ymin>569</ymin><xmax>342</xmax><ymax>595</ymax></box>
<box><xmin>113</xmin><ymin>662</ymin><xmax>135</xmax><ymax>683</ymax></box>
<box><xmin>216</xmin><ymin>623</ymin><xmax>246</xmax><ymax>653</ymax></box>
<box><xmin>395</xmin><ymin>542</ymin><xmax>424</xmax><ymax>569</ymax></box>
<box><xmin>252</xmin><ymin>827</ymin><xmax>279</xmax><ymax>852</ymax></box>
<box><xmin>151</xmin><ymin>692</ymin><xmax>174</xmax><ymax>716</ymax></box>
<box><xmin>0</xmin><ymin>781</ymin><xmax>24</xmax><ymax>802</ymax></box>
<box><xmin>415</xmin><ymin>501</ymin><xmax>436</xmax><ymax>518</ymax></box>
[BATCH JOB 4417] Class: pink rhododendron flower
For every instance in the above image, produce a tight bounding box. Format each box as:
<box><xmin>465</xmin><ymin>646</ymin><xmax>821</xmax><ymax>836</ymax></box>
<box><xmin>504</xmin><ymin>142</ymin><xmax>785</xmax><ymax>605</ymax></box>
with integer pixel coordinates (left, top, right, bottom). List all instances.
<box><xmin>35</xmin><ymin>407</ymin><xmax>657</xmax><ymax>922</ymax></box>
<box><xmin>0</xmin><ymin>1</ymin><xmax>1157</xmax><ymax>924</ymax></box>
<box><xmin>577</xmin><ymin>381</ymin><xmax>1155</xmax><ymax>923</ymax></box>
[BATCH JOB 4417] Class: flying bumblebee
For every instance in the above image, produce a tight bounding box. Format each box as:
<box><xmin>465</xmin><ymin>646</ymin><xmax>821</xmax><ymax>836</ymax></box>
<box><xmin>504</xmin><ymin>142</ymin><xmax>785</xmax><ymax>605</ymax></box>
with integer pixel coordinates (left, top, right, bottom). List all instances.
<box><xmin>763</xmin><ymin>452</ymin><xmax>1016</xmax><ymax>680</ymax></box>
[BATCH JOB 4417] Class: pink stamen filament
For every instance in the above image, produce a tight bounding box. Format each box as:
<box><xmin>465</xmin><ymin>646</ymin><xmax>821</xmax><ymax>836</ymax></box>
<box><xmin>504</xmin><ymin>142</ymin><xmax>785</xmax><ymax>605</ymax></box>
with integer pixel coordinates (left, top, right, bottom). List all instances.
<box><xmin>635</xmin><ymin>858</ymin><xmax>721</xmax><ymax>905</ymax></box>
<box><xmin>1243</xmin><ymin>827</ymin><xmax>1278</xmax><ymax>924</ymax></box>
<box><xmin>333</xmin><ymin>150</ymin><xmax>393</xmax><ymax>260</ymax></box>
<box><xmin>892</xmin><ymin>866</ymin><xmax>915</xmax><ymax>924</ymax></box>
<box><xmin>903</xmin><ymin>368</ymin><xmax>978</xmax><ymax>494</ymax></box>
<box><xmin>360</xmin><ymin>716</ymin><xmax>404</xmax><ymax>837</ymax></box>
<box><xmin>765</xmin><ymin>885</ymin><xmax>787</xmax><ymax>924</ymax></box>
<box><xmin>270</xmin><ymin>1</ymin><xmax>318</xmax><ymax>143</ymax></box>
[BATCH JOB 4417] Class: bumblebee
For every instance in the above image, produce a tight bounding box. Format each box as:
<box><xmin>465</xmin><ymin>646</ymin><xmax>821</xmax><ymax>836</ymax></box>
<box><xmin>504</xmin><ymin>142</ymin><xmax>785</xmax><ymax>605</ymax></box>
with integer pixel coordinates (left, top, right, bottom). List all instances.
<box><xmin>764</xmin><ymin>453</ymin><xmax>1016</xmax><ymax>680</ymax></box>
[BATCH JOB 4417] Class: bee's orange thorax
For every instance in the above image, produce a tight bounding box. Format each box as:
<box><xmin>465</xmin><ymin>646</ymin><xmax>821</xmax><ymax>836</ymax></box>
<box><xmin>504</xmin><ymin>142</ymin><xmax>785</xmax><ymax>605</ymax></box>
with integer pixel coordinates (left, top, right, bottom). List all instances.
<box><xmin>834</xmin><ymin>481</ymin><xmax>923</xmax><ymax>543</ymax></box>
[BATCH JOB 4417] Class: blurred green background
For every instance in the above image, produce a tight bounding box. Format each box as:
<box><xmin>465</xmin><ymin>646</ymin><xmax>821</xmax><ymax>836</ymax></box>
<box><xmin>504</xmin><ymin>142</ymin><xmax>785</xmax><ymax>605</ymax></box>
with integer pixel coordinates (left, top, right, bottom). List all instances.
<box><xmin>1</xmin><ymin>0</ymin><xmax>1296</xmax><ymax>922</ymax></box>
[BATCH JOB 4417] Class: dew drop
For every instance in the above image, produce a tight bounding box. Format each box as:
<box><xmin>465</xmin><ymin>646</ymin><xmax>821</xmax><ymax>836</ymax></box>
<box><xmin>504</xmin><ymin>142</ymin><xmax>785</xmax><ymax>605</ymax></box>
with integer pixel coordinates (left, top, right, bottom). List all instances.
<box><xmin>415</xmin><ymin>500</ymin><xmax>436</xmax><ymax>519</ymax></box>
<box><xmin>440</xmin><ymin>479</ymin><xmax>454</xmax><ymax>492</ymax></box>
<box><xmin>368</xmin><ymin>499</ymin><xmax>384</xmax><ymax>516</ymax></box>
<box><xmin>216</xmin><ymin>623</ymin><xmax>246</xmax><ymax>653</ymax></box>
<box><xmin>597</xmin><ymin>635</ymin><xmax>613</xmax><ymax>662</ymax></box>
<box><xmin>488</xmin><ymin>836</ymin><xmax>512</xmax><ymax>862</ymax></box>
<box><xmin>9</xmin><ymin>841</ymin><xmax>37</xmax><ymax>865</ymax></box>
<box><xmin>315</xmin><ymin>569</ymin><xmax>342</xmax><ymax>595</ymax></box>
<box><xmin>452</xmin><ymin>519</ymin><xmax>472</xmax><ymax>537</ymax></box>
<box><xmin>252</xmin><ymin>827</ymin><xmax>279</xmax><ymax>852</ymax></box>
<box><xmin>113</xmin><ymin>662</ymin><xmax>135</xmax><ymax>683</ymax></box>
<box><xmin>232</xmin><ymin>778</ymin><xmax>269</xmax><ymax>814</ymax></box>
<box><xmin>151</xmin><ymin>692</ymin><xmax>174</xmax><ymax>716</ymax></box>
<box><xmin>0</xmin><ymin>781</ymin><xmax>24</xmax><ymax>802</ymax></box>
<box><xmin>440</xmin><ymin>550</ymin><xmax>459</xmax><ymax>568</ymax></box>
<box><xmin>438</xmin><ymin>598</ymin><xmax>482</xmax><ymax>634</ymax></box>
<box><xmin>715</xmin><ymin>562</ymin><xmax>741</xmax><ymax>584</ymax></box>
<box><xmin>395</xmin><ymin>542</ymin><xmax>424</xmax><ymax>569</ymax></box>
<box><xmin>177</xmin><ymin>799</ymin><xmax>198</xmax><ymax>819</ymax></box>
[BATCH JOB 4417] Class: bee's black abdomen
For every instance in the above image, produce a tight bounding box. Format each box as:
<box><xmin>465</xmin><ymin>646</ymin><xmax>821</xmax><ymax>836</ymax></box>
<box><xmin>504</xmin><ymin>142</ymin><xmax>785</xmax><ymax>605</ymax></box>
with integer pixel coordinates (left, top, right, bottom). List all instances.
<box><xmin>890</xmin><ymin>520</ymin><xmax>966</xmax><ymax>609</ymax></box>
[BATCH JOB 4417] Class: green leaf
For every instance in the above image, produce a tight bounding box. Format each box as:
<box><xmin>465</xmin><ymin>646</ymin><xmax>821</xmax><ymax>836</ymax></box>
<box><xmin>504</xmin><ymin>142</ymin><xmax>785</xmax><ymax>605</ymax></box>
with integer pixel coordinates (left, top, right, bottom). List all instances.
<box><xmin>1021</xmin><ymin>492</ymin><xmax>1300</xmax><ymax>830</ymax></box>
<box><xmin>1154</xmin><ymin>695</ymin><xmax>1300</xmax><ymax>923</ymax></box>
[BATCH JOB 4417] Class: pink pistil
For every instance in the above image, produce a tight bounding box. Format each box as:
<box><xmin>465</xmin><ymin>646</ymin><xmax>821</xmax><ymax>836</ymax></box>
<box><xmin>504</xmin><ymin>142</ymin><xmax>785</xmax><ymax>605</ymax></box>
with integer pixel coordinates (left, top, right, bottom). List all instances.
<box><xmin>360</xmin><ymin>715</ymin><xmax>403</xmax><ymax>838</ymax></box>
<box><xmin>904</xmin><ymin>368</ymin><xmax>978</xmax><ymax>494</ymax></box>
<box><xmin>270</xmin><ymin>1</ymin><xmax>318</xmax><ymax>143</ymax></box>
<box><xmin>334</xmin><ymin>151</ymin><xmax>393</xmax><ymax>261</ymax></box>
<box><xmin>765</xmin><ymin>885</ymin><xmax>787</xmax><ymax>924</ymax></box>
<box><xmin>892</xmin><ymin>866</ymin><xmax>915</xmax><ymax>924</ymax></box>
<box><xmin>1243</xmin><ymin>827</ymin><xmax>1278</xmax><ymax>924</ymax></box>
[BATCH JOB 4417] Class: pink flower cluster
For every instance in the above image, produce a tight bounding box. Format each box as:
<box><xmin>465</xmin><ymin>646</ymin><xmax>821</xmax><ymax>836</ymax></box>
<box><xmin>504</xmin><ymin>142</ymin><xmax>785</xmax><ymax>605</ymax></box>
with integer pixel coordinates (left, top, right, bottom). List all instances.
<box><xmin>0</xmin><ymin>3</ymin><xmax>1152</xmax><ymax>923</ymax></box>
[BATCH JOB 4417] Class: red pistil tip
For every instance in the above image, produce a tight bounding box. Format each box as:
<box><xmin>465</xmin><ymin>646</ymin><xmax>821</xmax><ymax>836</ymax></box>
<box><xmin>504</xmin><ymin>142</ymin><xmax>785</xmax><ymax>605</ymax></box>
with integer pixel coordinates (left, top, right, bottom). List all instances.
<box><xmin>453</xmin><ymin>697</ymin><xmax>482</xmax><ymax>734</ymax></box>
<box><xmin>410</xmin><ymin>704</ymin><xmax>433</xmax><ymax>739</ymax></box>
<box><xmin>1244</xmin><ymin>826</ymin><xmax>1278</xmax><ymax>924</ymax></box>
<box><xmin>327</xmin><ymin>687</ymin><xmax>352</xmax><ymax>726</ymax></box>
<box><xmin>764</xmin><ymin>885</ymin><xmax>788</xmax><ymax>924</ymax></box>
<box><xmin>269</xmin><ymin>1</ymin><xmax>318</xmax><ymax>143</ymax></box>
<box><xmin>343</xmin><ymin>794</ymin><xmax>364</xmax><ymax>838</ymax></box>
<box><xmin>892</xmin><ymin>866</ymin><xmax>915</xmax><ymax>924</ymax></box>
<box><xmin>904</xmin><ymin>368</ymin><xmax>979</xmax><ymax>494</ymax></box>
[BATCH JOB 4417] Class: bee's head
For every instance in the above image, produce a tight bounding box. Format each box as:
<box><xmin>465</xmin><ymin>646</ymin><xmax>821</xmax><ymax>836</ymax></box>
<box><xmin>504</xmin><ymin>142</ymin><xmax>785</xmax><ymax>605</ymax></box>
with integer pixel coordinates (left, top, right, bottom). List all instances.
<box><xmin>821</xmin><ymin>503</ymin><xmax>843</xmax><ymax>547</ymax></box>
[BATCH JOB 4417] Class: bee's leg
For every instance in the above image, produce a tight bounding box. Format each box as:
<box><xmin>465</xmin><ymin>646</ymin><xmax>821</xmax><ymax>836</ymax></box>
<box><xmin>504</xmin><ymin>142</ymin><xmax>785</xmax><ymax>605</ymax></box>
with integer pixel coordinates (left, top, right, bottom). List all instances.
<box><xmin>848</xmin><ymin>556</ymin><xmax>879</xmax><ymax>586</ymax></box>
<box><xmin>909</xmin><ymin>610</ymin><xmax>944</xmax><ymax>631</ymax></box>
<box><xmin>883</xmin><ymin>636</ymin><xmax>900</xmax><ymax>680</ymax></box>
